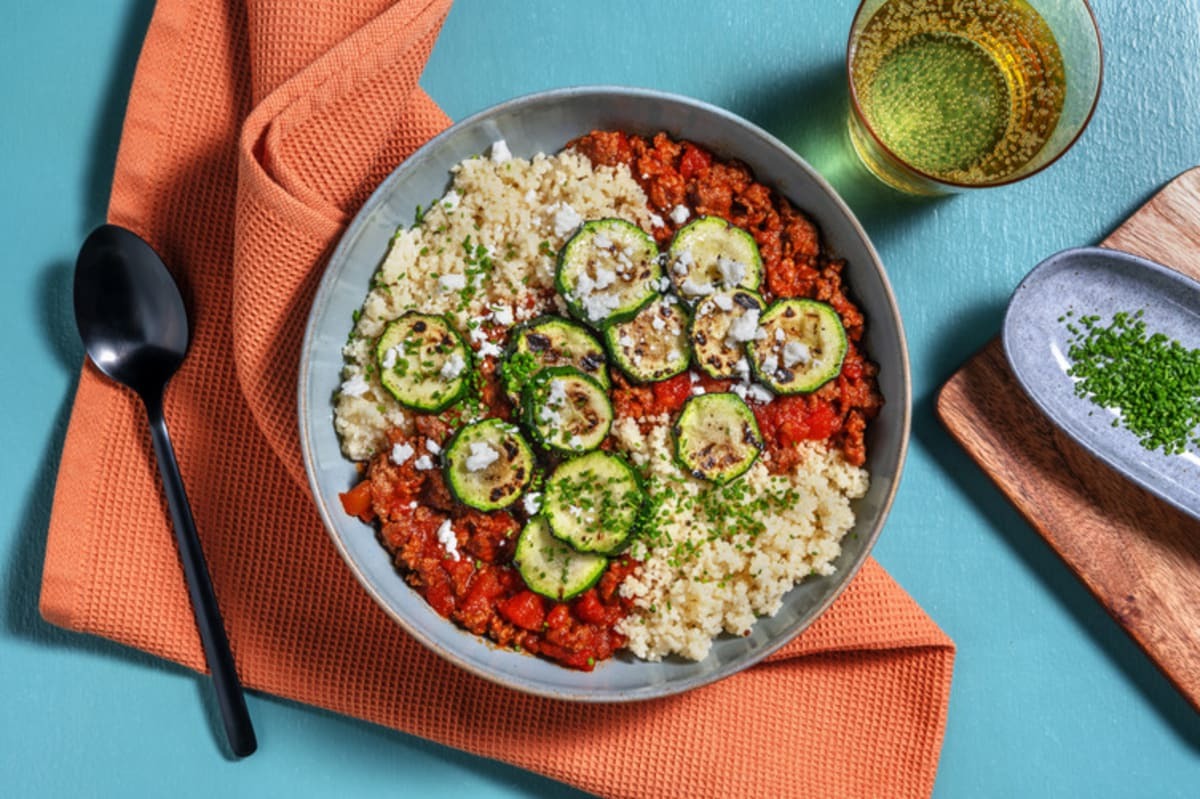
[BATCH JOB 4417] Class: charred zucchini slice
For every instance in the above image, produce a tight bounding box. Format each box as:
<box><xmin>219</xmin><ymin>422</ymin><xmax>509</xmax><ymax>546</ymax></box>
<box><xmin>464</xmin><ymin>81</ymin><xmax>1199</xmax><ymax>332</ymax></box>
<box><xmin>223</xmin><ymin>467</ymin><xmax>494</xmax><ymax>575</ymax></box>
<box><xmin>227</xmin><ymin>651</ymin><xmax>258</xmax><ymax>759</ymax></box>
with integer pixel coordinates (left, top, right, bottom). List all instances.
<box><xmin>443</xmin><ymin>418</ymin><xmax>534</xmax><ymax>511</ymax></box>
<box><xmin>673</xmin><ymin>393</ymin><xmax>762</xmax><ymax>484</ymax></box>
<box><xmin>748</xmin><ymin>299</ymin><xmax>847</xmax><ymax>394</ymax></box>
<box><xmin>521</xmin><ymin>367</ymin><xmax>613</xmax><ymax>454</ymax></box>
<box><xmin>667</xmin><ymin>216</ymin><xmax>763</xmax><ymax>300</ymax></box>
<box><xmin>604</xmin><ymin>295</ymin><xmax>691</xmax><ymax>383</ymax></box>
<box><xmin>501</xmin><ymin>315</ymin><xmax>609</xmax><ymax>399</ymax></box>
<box><xmin>542</xmin><ymin>451</ymin><xmax>645</xmax><ymax>554</ymax></box>
<box><xmin>375</xmin><ymin>312</ymin><xmax>470</xmax><ymax>412</ymax></box>
<box><xmin>689</xmin><ymin>288</ymin><xmax>766</xmax><ymax>379</ymax></box>
<box><xmin>513</xmin><ymin>516</ymin><xmax>608</xmax><ymax>602</ymax></box>
<box><xmin>556</xmin><ymin>219</ymin><xmax>662</xmax><ymax>327</ymax></box>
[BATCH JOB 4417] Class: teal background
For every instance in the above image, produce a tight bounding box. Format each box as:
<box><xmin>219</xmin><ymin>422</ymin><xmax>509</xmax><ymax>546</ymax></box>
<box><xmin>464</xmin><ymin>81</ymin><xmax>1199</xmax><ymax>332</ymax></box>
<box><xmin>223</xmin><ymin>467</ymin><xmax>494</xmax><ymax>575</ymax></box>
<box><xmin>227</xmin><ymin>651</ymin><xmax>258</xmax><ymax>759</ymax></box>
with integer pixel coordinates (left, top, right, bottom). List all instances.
<box><xmin>3</xmin><ymin>0</ymin><xmax>1199</xmax><ymax>795</ymax></box>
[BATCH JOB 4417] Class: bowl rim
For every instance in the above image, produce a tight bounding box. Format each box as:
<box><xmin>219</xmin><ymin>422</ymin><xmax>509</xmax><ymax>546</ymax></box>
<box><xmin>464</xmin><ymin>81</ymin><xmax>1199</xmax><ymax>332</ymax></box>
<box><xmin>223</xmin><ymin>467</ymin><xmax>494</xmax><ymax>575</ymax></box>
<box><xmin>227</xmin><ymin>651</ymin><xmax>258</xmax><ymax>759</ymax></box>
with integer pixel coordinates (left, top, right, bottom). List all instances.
<box><xmin>298</xmin><ymin>84</ymin><xmax>912</xmax><ymax>701</ymax></box>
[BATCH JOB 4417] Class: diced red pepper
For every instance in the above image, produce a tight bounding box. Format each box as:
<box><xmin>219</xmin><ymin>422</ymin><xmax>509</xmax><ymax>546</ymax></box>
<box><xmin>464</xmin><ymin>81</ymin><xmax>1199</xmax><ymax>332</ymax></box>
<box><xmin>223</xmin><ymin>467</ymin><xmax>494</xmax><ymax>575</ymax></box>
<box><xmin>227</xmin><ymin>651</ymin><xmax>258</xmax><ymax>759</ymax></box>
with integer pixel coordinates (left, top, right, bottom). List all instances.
<box><xmin>679</xmin><ymin>144</ymin><xmax>712</xmax><ymax>180</ymax></box>
<box><xmin>498</xmin><ymin>590</ymin><xmax>546</xmax><ymax>632</ymax></box>
<box><xmin>651</xmin><ymin>373</ymin><xmax>692</xmax><ymax>414</ymax></box>
<box><xmin>572</xmin><ymin>589</ymin><xmax>608</xmax><ymax>626</ymax></box>
<box><xmin>338</xmin><ymin>480</ymin><xmax>374</xmax><ymax>522</ymax></box>
<box><xmin>546</xmin><ymin>603</ymin><xmax>571</xmax><ymax>630</ymax></box>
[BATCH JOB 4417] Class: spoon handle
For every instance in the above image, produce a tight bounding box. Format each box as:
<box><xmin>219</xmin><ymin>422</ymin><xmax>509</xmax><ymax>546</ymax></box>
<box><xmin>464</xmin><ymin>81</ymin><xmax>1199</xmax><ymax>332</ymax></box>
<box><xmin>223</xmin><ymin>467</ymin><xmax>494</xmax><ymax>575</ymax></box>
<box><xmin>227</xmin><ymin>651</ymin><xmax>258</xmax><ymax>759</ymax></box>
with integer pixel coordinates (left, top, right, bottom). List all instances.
<box><xmin>143</xmin><ymin>391</ymin><xmax>258</xmax><ymax>758</ymax></box>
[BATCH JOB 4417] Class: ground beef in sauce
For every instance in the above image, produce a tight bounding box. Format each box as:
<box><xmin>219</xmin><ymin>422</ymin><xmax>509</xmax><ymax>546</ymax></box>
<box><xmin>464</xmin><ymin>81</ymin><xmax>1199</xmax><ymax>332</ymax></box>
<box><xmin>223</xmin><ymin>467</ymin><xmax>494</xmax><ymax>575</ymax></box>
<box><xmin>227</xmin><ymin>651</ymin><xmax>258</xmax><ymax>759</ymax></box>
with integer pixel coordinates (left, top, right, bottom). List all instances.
<box><xmin>571</xmin><ymin>130</ymin><xmax>883</xmax><ymax>468</ymax></box>
<box><xmin>356</xmin><ymin>424</ymin><xmax>634</xmax><ymax>672</ymax></box>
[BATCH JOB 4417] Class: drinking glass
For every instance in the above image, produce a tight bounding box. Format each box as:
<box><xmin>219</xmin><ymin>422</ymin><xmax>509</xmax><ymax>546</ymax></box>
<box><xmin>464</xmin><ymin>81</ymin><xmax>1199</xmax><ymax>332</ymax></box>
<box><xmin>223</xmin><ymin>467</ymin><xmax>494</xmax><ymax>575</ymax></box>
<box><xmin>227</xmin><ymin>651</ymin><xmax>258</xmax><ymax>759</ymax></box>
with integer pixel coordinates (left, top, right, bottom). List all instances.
<box><xmin>847</xmin><ymin>0</ymin><xmax>1102</xmax><ymax>195</ymax></box>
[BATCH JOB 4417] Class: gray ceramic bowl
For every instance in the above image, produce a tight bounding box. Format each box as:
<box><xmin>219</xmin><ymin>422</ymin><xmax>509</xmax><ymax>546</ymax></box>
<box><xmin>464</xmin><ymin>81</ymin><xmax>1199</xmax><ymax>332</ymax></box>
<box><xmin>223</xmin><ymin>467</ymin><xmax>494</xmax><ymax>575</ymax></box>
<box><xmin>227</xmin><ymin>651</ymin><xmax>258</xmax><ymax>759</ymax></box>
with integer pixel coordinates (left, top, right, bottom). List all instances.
<box><xmin>298</xmin><ymin>86</ymin><xmax>910</xmax><ymax>701</ymax></box>
<box><xmin>1003</xmin><ymin>246</ymin><xmax>1200</xmax><ymax>521</ymax></box>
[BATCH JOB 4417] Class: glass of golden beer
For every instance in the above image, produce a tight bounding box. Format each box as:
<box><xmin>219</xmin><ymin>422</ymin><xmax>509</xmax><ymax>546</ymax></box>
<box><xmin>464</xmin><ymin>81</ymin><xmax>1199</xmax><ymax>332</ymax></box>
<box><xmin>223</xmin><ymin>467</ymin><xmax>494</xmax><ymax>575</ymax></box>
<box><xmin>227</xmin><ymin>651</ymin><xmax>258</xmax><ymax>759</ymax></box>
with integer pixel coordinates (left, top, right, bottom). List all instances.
<box><xmin>847</xmin><ymin>0</ymin><xmax>1102</xmax><ymax>194</ymax></box>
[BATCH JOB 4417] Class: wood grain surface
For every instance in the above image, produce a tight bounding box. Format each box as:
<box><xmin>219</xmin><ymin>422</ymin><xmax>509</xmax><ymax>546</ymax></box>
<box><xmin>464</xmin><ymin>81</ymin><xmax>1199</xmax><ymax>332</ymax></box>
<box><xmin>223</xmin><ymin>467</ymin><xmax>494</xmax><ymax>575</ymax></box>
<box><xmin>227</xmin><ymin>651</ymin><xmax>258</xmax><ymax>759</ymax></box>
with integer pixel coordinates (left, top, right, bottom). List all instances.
<box><xmin>937</xmin><ymin>167</ymin><xmax>1200</xmax><ymax>713</ymax></box>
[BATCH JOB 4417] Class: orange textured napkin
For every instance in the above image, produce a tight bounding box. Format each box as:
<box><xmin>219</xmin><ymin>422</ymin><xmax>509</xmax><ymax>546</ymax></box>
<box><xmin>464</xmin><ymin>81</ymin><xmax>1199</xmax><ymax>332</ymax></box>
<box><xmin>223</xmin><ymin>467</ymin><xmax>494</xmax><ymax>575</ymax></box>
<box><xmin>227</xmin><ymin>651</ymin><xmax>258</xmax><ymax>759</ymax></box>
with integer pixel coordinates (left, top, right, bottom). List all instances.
<box><xmin>42</xmin><ymin>1</ymin><xmax>955</xmax><ymax>796</ymax></box>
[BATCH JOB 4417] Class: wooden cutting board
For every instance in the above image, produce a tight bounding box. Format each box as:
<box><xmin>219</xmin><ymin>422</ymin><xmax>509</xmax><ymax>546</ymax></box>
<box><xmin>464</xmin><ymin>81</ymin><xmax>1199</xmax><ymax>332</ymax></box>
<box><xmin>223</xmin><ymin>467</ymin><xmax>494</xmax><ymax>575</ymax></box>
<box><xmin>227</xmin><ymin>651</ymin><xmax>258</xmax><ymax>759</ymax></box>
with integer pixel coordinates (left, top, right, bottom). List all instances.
<box><xmin>936</xmin><ymin>167</ymin><xmax>1200</xmax><ymax>713</ymax></box>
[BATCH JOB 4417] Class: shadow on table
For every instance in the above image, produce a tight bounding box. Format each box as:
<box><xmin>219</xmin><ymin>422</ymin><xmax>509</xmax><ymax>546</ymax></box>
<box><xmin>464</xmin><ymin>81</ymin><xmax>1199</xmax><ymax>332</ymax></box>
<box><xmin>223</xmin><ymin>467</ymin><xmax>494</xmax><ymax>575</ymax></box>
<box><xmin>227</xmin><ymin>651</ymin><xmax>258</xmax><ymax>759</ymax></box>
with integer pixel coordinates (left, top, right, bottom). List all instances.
<box><xmin>914</xmin><ymin>300</ymin><xmax>1200</xmax><ymax>751</ymax></box>
<box><xmin>729</xmin><ymin>60</ymin><xmax>945</xmax><ymax>238</ymax></box>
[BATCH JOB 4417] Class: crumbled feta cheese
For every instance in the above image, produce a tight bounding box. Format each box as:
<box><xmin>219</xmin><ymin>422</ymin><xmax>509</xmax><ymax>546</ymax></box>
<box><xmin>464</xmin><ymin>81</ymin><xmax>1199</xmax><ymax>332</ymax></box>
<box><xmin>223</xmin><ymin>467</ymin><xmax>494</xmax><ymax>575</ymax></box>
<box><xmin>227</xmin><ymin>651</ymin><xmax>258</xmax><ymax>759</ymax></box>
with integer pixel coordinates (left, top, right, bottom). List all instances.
<box><xmin>748</xmin><ymin>383</ymin><xmax>775</xmax><ymax>403</ymax></box>
<box><xmin>470</xmin><ymin>326</ymin><xmax>488</xmax><ymax>344</ymax></box>
<box><xmin>490</xmin><ymin>305</ymin><xmax>515</xmax><ymax>326</ymax></box>
<box><xmin>667</xmin><ymin>349</ymin><xmax>682</xmax><ymax>363</ymax></box>
<box><xmin>726</xmin><ymin>309</ymin><xmax>761</xmax><ymax>343</ymax></box>
<box><xmin>669</xmin><ymin>204</ymin><xmax>690</xmax><ymax>225</ymax></box>
<box><xmin>414</xmin><ymin>455</ymin><xmax>435</xmax><ymax>471</ymax></box>
<box><xmin>731</xmin><ymin>382</ymin><xmax>748</xmax><ymax>399</ymax></box>
<box><xmin>464</xmin><ymin>441</ymin><xmax>500</xmax><ymax>472</ymax></box>
<box><xmin>593</xmin><ymin>267</ymin><xmax>617</xmax><ymax>290</ymax></box>
<box><xmin>651</xmin><ymin>315</ymin><xmax>666</xmax><ymax>331</ymax></box>
<box><xmin>551</xmin><ymin>202</ymin><xmax>582</xmax><ymax>238</ymax></box>
<box><xmin>441</xmin><ymin>190</ymin><xmax>460</xmax><ymax>210</ymax></box>
<box><xmin>717</xmin><ymin>256</ymin><xmax>746</xmax><ymax>288</ymax></box>
<box><xmin>783</xmin><ymin>341</ymin><xmax>811</xmax><ymax>367</ymax></box>
<box><xmin>774</xmin><ymin>328</ymin><xmax>785</xmax><ymax>342</ymax></box>
<box><xmin>688</xmin><ymin>371</ymin><xmax>701</xmax><ymax>384</ymax></box>
<box><xmin>581</xmin><ymin>290</ymin><xmax>622</xmax><ymax>322</ymax></box>
<box><xmin>568</xmin><ymin>434</ymin><xmax>584</xmax><ymax>449</ymax></box>
<box><xmin>440</xmin><ymin>351</ymin><xmax>466</xmax><ymax>380</ymax></box>
<box><xmin>390</xmin><ymin>442</ymin><xmax>415</xmax><ymax>464</ymax></box>
<box><xmin>438</xmin><ymin>273</ymin><xmax>467</xmax><ymax>291</ymax></box>
<box><xmin>649</xmin><ymin>213</ymin><xmax>666</xmax><ymax>228</ymax></box>
<box><xmin>656</xmin><ymin>275</ymin><xmax>672</xmax><ymax>292</ymax></box>
<box><xmin>490</xmin><ymin>139</ymin><xmax>512</xmax><ymax>163</ymax></box>
<box><xmin>733</xmin><ymin>357</ymin><xmax>751</xmax><ymax>378</ymax></box>
<box><xmin>593</xmin><ymin>232</ymin><xmax>612</xmax><ymax>249</ymax></box>
<box><xmin>673</xmin><ymin>248</ymin><xmax>694</xmax><ymax>276</ymax></box>
<box><xmin>762</xmin><ymin>353</ymin><xmax>779</xmax><ymax>375</ymax></box>
<box><xmin>523</xmin><ymin>492</ymin><xmax>542</xmax><ymax>515</ymax></box>
<box><xmin>618</xmin><ymin>335</ymin><xmax>635</xmax><ymax>348</ymax></box>
<box><xmin>436</xmin><ymin>519</ymin><xmax>459</xmax><ymax>560</ymax></box>
<box><xmin>679</xmin><ymin>277</ymin><xmax>715</xmax><ymax>297</ymax></box>
<box><xmin>712</xmin><ymin>293</ymin><xmax>734</xmax><ymax>311</ymax></box>
<box><xmin>524</xmin><ymin>189</ymin><xmax>538</xmax><ymax>204</ymax></box>
<box><xmin>691</xmin><ymin>385</ymin><xmax>705</xmax><ymax>396</ymax></box>
<box><xmin>478</xmin><ymin>339</ymin><xmax>504</xmax><ymax>359</ymax></box>
<box><xmin>340</xmin><ymin>374</ymin><xmax>370</xmax><ymax>398</ymax></box>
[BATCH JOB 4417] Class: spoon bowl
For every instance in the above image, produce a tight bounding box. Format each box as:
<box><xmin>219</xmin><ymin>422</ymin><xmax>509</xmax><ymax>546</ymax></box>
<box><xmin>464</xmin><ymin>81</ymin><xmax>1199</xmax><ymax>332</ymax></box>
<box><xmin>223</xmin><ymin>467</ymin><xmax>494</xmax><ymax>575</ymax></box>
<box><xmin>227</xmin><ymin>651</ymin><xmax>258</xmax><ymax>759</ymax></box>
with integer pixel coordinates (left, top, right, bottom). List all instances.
<box><xmin>73</xmin><ymin>224</ymin><xmax>256</xmax><ymax>757</ymax></box>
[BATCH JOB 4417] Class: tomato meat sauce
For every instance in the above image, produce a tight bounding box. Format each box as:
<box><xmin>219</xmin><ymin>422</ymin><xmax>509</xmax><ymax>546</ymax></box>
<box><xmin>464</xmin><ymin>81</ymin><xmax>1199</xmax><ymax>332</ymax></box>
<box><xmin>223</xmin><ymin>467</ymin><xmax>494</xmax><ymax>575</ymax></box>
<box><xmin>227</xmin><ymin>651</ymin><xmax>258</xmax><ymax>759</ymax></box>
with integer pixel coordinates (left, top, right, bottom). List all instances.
<box><xmin>571</xmin><ymin>130</ymin><xmax>883</xmax><ymax>470</ymax></box>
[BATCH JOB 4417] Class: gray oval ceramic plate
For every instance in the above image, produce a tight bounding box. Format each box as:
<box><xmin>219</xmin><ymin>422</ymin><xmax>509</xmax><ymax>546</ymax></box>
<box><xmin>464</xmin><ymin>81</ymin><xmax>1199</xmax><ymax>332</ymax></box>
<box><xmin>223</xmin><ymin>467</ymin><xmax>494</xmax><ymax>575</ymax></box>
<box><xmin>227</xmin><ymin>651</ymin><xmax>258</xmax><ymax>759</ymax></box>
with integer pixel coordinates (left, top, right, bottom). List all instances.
<box><xmin>1003</xmin><ymin>246</ymin><xmax>1200</xmax><ymax>522</ymax></box>
<box><xmin>298</xmin><ymin>86</ymin><xmax>911</xmax><ymax>701</ymax></box>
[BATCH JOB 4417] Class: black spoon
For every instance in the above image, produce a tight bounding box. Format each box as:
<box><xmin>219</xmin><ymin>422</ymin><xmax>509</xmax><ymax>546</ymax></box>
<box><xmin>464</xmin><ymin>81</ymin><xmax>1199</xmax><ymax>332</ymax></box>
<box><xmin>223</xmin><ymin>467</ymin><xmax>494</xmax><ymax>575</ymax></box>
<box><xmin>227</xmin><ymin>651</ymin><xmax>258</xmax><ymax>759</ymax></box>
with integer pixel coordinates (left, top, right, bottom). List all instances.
<box><xmin>73</xmin><ymin>224</ymin><xmax>257</xmax><ymax>758</ymax></box>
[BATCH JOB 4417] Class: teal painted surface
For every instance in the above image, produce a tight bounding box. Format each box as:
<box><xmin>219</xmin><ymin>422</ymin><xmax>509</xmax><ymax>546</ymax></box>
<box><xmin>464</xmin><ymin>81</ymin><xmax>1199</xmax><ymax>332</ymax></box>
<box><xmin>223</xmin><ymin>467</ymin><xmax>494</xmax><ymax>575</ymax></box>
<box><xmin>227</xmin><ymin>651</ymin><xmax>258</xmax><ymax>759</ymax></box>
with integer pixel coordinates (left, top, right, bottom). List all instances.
<box><xmin>3</xmin><ymin>0</ymin><xmax>1199</xmax><ymax>795</ymax></box>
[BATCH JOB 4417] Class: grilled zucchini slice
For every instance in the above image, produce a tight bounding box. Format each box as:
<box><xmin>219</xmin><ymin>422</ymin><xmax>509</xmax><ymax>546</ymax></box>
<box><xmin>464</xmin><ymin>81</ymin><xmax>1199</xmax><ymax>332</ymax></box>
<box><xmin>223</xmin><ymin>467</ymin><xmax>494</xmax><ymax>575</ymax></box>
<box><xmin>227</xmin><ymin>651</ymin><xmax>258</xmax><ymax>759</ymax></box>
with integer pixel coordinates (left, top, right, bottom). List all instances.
<box><xmin>443</xmin><ymin>418</ymin><xmax>534</xmax><ymax>511</ymax></box>
<box><xmin>375</xmin><ymin>312</ymin><xmax>470</xmax><ymax>412</ymax></box>
<box><xmin>667</xmin><ymin>216</ymin><xmax>763</xmax><ymax>300</ymax></box>
<box><xmin>673</xmin><ymin>393</ymin><xmax>762</xmax><ymax>484</ymax></box>
<box><xmin>604</xmin><ymin>295</ymin><xmax>691</xmax><ymax>383</ymax></box>
<box><xmin>513</xmin><ymin>516</ymin><xmax>608</xmax><ymax>602</ymax></box>
<box><xmin>689</xmin><ymin>288</ymin><xmax>766</xmax><ymax>379</ymax></box>
<box><xmin>556</xmin><ymin>219</ymin><xmax>662</xmax><ymax>327</ymax></box>
<box><xmin>747</xmin><ymin>299</ymin><xmax>847</xmax><ymax>394</ymax></box>
<box><xmin>521</xmin><ymin>367</ymin><xmax>613</xmax><ymax>454</ymax></box>
<box><xmin>542</xmin><ymin>451</ymin><xmax>645</xmax><ymax>554</ymax></box>
<box><xmin>501</xmin><ymin>315</ymin><xmax>609</xmax><ymax>399</ymax></box>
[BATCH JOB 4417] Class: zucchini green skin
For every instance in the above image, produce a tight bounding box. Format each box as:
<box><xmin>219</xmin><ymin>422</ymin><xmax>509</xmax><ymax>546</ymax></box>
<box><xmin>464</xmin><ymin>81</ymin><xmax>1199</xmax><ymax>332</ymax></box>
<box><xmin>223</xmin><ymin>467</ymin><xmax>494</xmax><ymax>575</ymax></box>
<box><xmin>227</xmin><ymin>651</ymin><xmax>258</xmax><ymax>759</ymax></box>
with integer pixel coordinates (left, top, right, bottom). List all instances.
<box><xmin>442</xmin><ymin>418</ymin><xmax>535</xmax><ymax>511</ymax></box>
<box><xmin>688</xmin><ymin>289</ymin><xmax>766</xmax><ymax>379</ymax></box>
<box><xmin>542</xmin><ymin>451</ymin><xmax>645</xmax><ymax>554</ymax></box>
<box><xmin>667</xmin><ymin>216</ymin><xmax>763</xmax><ymax>300</ymax></box>
<box><xmin>673</xmin><ymin>392</ymin><xmax>763</xmax><ymax>485</ymax></box>
<box><xmin>555</xmin><ymin>219</ymin><xmax>663</xmax><ymax>328</ymax></box>
<box><xmin>513</xmin><ymin>516</ymin><xmax>608</xmax><ymax>601</ymax></box>
<box><xmin>375</xmin><ymin>312</ymin><xmax>471</xmax><ymax>412</ymax></box>
<box><xmin>501</xmin><ymin>315</ymin><xmax>610</xmax><ymax>400</ymax></box>
<box><xmin>747</xmin><ymin>299</ymin><xmax>847</xmax><ymax>394</ymax></box>
<box><xmin>603</xmin><ymin>295</ymin><xmax>692</xmax><ymax>383</ymax></box>
<box><xmin>520</xmin><ymin>366</ymin><xmax>613</xmax><ymax>454</ymax></box>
